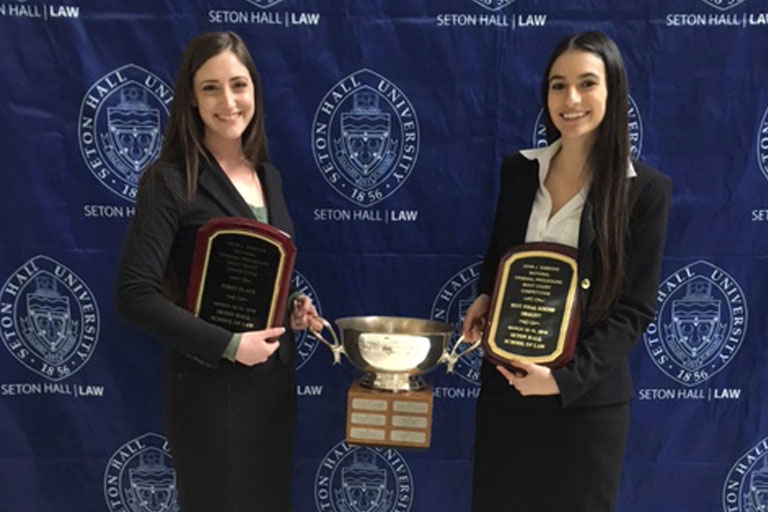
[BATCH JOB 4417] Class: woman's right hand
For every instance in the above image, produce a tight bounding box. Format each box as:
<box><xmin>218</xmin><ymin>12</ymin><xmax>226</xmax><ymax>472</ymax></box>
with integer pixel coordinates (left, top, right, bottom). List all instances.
<box><xmin>235</xmin><ymin>327</ymin><xmax>285</xmax><ymax>366</ymax></box>
<box><xmin>461</xmin><ymin>294</ymin><xmax>490</xmax><ymax>342</ymax></box>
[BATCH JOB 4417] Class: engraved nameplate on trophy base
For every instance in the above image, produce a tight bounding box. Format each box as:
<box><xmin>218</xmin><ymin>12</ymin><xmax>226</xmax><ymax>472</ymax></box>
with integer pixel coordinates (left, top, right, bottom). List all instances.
<box><xmin>346</xmin><ymin>379</ymin><xmax>433</xmax><ymax>449</ymax></box>
<box><xmin>484</xmin><ymin>242</ymin><xmax>580</xmax><ymax>369</ymax></box>
<box><xmin>186</xmin><ymin>217</ymin><xmax>296</xmax><ymax>332</ymax></box>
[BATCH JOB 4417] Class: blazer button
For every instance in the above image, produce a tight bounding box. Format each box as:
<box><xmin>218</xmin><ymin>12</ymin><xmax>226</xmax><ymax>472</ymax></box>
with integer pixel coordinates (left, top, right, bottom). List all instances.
<box><xmin>580</xmin><ymin>278</ymin><xmax>591</xmax><ymax>290</ymax></box>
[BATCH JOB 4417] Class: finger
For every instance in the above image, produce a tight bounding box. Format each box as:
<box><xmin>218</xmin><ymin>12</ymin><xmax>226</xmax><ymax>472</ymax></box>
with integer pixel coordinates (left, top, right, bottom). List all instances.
<box><xmin>497</xmin><ymin>363</ymin><xmax>526</xmax><ymax>379</ymax></box>
<box><xmin>509</xmin><ymin>358</ymin><xmax>534</xmax><ymax>369</ymax></box>
<box><xmin>264</xmin><ymin>340</ymin><xmax>280</xmax><ymax>354</ymax></box>
<box><xmin>292</xmin><ymin>295</ymin><xmax>306</xmax><ymax>312</ymax></box>
<box><xmin>462</xmin><ymin>320</ymin><xmax>479</xmax><ymax>339</ymax></box>
<box><xmin>465</xmin><ymin>315</ymin><xmax>486</xmax><ymax>336</ymax></box>
<box><xmin>495</xmin><ymin>365</ymin><xmax>517</xmax><ymax>381</ymax></box>
<box><xmin>264</xmin><ymin>326</ymin><xmax>286</xmax><ymax>340</ymax></box>
<box><xmin>508</xmin><ymin>359</ymin><xmax>535</xmax><ymax>376</ymax></box>
<box><xmin>304</xmin><ymin>308</ymin><xmax>321</xmax><ymax>324</ymax></box>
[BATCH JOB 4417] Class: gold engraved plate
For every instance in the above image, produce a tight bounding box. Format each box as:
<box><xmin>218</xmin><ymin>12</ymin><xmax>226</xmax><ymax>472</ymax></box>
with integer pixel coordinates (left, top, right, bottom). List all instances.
<box><xmin>357</xmin><ymin>333</ymin><xmax>431</xmax><ymax>371</ymax></box>
<box><xmin>393</xmin><ymin>401</ymin><xmax>429</xmax><ymax>414</ymax></box>
<box><xmin>391</xmin><ymin>416</ymin><xmax>428</xmax><ymax>429</ymax></box>
<box><xmin>484</xmin><ymin>243</ymin><xmax>580</xmax><ymax>369</ymax></box>
<box><xmin>390</xmin><ymin>431</ymin><xmax>427</xmax><ymax>444</ymax></box>
<box><xmin>350</xmin><ymin>428</ymin><xmax>386</xmax><ymax>441</ymax></box>
<box><xmin>350</xmin><ymin>413</ymin><xmax>387</xmax><ymax>426</ymax></box>
<box><xmin>351</xmin><ymin>398</ymin><xmax>388</xmax><ymax>411</ymax></box>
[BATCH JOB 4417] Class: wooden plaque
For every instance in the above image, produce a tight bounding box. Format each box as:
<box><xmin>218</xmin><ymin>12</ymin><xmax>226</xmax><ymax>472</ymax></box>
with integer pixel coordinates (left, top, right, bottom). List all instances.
<box><xmin>186</xmin><ymin>217</ymin><xmax>296</xmax><ymax>331</ymax></box>
<box><xmin>346</xmin><ymin>379</ymin><xmax>433</xmax><ymax>449</ymax></box>
<box><xmin>483</xmin><ymin>242</ymin><xmax>580</xmax><ymax>369</ymax></box>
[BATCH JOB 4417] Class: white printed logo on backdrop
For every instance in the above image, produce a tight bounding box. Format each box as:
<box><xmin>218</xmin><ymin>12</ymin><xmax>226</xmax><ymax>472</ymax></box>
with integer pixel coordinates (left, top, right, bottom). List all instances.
<box><xmin>292</xmin><ymin>270</ymin><xmax>321</xmax><ymax>370</ymax></box>
<box><xmin>700</xmin><ymin>0</ymin><xmax>747</xmax><ymax>11</ymax></box>
<box><xmin>643</xmin><ymin>261</ymin><xmax>747</xmax><ymax>387</ymax></box>
<box><xmin>435</xmin><ymin>0</ymin><xmax>547</xmax><ymax>29</ymax></box>
<box><xmin>723</xmin><ymin>437</ymin><xmax>768</xmax><ymax>512</ymax></box>
<box><xmin>104</xmin><ymin>433</ymin><xmax>178</xmax><ymax>512</ymax></box>
<box><xmin>0</xmin><ymin>1</ymin><xmax>80</xmax><ymax>20</ymax></box>
<box><xmin>315</xmin><ymin>441</ymin><xmax>413</xmax><ymax>512</ymax></box>
<box><xmin>206</xmin><ymin>1</ymin><xmax>320</xmax><ymax>26</ymax></box>
<box><xmin>1</xmin><ymin>255</ymin><xmax>99</xmax><ymax>381</ymax></box>
<box><xmin>79</xmin><ymin>64</ymin><xmax>173</xmax><ymax>202</ymax></box>
<box><xmin>757</xmin><ymin>105</ymin><xmax>768</xmax><ymax>183</ymax></box>
<box><xmin>471</xmin><ymin>0</ymin><xmax>518</xmax><ymax>11</ymax></box>
<box><xmin>665</xmin><ymin>2</ymin><xmax>768</xmax><ymax>27</ymax></box>
<box><xmin>312</xmin><ymin>69</ymin><xmax>420</xmax><ymax>208</ymax></box>
<box><xmin>430</xmin><ymin>262</ymin><xmax>484</xmax><ymax>386</ymax></box>
<box><xmin>533</xmin><ymin>97</ymin><xmax>644</xmax><ymax>159</ymax></box>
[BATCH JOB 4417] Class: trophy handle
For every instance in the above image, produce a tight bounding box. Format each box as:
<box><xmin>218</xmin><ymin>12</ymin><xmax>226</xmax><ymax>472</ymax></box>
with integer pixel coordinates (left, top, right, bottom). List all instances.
<box><xmin>309</xmin><ymin>317</ymin><xmax>346</xmax><ymax>365</ymax></box>
<box><xmin>441</xmin><ymin>334</ymin><xmax>482</xmax><ymax>374</ymax></box>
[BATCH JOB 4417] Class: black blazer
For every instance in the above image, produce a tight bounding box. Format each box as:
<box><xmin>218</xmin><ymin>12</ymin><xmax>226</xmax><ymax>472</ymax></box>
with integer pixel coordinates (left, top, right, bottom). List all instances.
<box><xmin>477</xmin><ymin>152</ymin><xmax>671</xmax><ymax>408</ymax></box>
<box><xmin>115</xmin><ymin>156</ymin><xmax>295</xmax><ymax>373</ymax></box>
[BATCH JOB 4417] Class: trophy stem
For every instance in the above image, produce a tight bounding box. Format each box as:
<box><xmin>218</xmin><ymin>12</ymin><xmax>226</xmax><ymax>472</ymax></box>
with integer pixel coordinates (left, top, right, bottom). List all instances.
<box><xmin>360</xmin><ymin>373</ymin><xmax>425</xmax><ymax>392</ymax></box>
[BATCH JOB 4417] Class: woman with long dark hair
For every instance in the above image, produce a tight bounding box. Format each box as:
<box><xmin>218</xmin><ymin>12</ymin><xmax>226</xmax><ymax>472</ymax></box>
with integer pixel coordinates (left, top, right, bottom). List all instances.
<box><xmin>462</xmin><ymin>31</ymin><xmax>671</xmax><ymax>511</ymax></box>
<box><xmin>116</xmin><ymin>31</ymin><xmax>319</xmax><ymax>511</ymax></box>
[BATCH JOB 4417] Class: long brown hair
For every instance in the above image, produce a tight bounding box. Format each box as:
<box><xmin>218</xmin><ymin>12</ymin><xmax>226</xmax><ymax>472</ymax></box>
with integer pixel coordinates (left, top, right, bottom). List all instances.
<box><xmin>154</xmin><ymin>31</ymin><xmax>269</xmax><ymax>199</ymax></box>
<box><xmin>540</xmin><ymin>31</ymin><xmax>631</xmax><ymax>323</ymax></box>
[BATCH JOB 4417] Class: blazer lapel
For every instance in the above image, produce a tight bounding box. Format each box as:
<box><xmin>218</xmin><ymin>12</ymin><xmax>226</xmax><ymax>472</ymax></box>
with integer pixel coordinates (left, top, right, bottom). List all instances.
<box><xmin>511</xmin><ymin>157</ymin><xmax>540</xmax><ymax>245</ymax></box>
<box><xmin>256</xmin><ymin>163</ymin><xmax>274</xmax><ymax>222</ymax></box>
<box><xmin>577</xmin><ymin>200</ymin><xmax>595</xmax><ymax>264</ymax></box>
<box><xmin>197</xmin><ymin>156</ymin><xmax>255</xmax><ymax>219</ymax></box>
<box><xmin>576</xmin><ymin>200</ymin><xmax>595</xmax><ymax>317</ymax></box>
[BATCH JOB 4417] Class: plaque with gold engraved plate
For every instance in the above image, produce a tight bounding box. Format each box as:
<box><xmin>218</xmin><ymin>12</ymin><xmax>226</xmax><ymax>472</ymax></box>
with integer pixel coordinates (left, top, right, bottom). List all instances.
<box><xmin>483</xmin><ymin>242</ymin><xmax>580</xmax><ymax>369</ymax></box>
<box><xmin>186</xmin><ymin>217</ymin><xmax>296</xmax><ymax>332</ymax></box>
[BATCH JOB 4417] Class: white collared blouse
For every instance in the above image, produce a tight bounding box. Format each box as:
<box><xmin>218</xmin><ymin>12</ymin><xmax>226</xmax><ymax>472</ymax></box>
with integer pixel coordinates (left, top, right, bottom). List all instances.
<box><xmin>519</xmin><ymin>139</ymin><xmax>636</xmax><ymax>249</ymax></box>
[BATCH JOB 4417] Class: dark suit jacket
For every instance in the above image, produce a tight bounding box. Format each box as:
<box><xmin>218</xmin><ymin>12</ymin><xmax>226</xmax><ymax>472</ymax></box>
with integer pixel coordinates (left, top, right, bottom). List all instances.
<box><xmin>115</xmin><ymin>155</ymin><xmax>296</xmax><ymax>373</ymax></box>
<box><xmin>477</xmin><ymin>152</ymin><xmax>671</xmax><ymax>408</ymax></box>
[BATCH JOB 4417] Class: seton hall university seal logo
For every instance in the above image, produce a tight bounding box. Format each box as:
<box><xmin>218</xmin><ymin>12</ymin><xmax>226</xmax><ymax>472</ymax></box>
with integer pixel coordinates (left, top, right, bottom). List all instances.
<box><xmin>79</xmin><ymin>64</ymin><xmax>172</xmax><ymax>202</ymax></box>
<box><xmin>430</xmin><ymin>262</ymin><xmax>484</xmax><ymax>385</ymax></box>
<box><xmin>723</xmin><ymin>437</ymin><xmax>768</xmax><ymax>512</ymax></box>
<box><xmin>315</xmin><ymin>441</ymin><xmax>414</xmax><ymax>512</ymax></box>
<box><xmin>312</xmin><ymin>69</ymin><xmax>420</xmax><ymax>208</ymax></box>
<box><xmin>292</xmin><ymin>270</ymin><xmax>321</xmax><ymax>370</ymax></box>
<box><xmin>0</xmin><ymin>255</ymin><xmax>99</xmax><ymax>381</ymax></box>
<box><xmin>104</xmin><ymin>433</ymin><xmax>178</xmax><ymax>512</ymax></box>
<box><xmin>643</xmin><ymin>261</ymin><xmax>747</xmax><ymax>386</ymax></box>
<box><xmin>758</xmin><ymin>104</ymin><xmax>768</xmax><ymax>183</ymax></box>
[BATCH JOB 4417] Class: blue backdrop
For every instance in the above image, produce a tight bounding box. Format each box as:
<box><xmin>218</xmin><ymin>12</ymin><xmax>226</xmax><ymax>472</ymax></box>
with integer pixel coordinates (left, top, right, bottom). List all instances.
<box><xmin>1</xmin><ymin>1</ymin><xmax>767</xmax><ymax>511</ymax></box>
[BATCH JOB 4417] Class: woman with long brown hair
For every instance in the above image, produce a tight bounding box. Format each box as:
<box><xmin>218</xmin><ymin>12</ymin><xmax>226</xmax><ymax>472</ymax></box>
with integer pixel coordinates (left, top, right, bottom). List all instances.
<box><xmin>116</xmin><ymin>31</ymin><xmax>319</xmax><ymax>511</ymax></box>
<box><xmin>462</xmin><ymin>31</ymin><xmax>671</xmax><ymax>511</ymax></box>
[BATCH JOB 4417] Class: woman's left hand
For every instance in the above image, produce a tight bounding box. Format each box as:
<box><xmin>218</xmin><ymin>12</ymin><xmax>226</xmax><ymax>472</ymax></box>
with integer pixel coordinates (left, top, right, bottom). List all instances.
<box><xmin>290</xmin><ymin>294</ymin><xmax>323</xmax><ymax>331</ymax></box>
<box><xmin>496</xmin><ymin>361</ymin><xmax>560</xmax><ymax>396</ymax></box>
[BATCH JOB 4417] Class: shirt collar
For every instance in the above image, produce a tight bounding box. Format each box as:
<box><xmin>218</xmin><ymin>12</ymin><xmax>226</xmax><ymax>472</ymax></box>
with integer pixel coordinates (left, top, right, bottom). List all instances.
<box><xmin>519</xmin><ymin>138</ymin><xmax>637</xmax><ymax>179</ymax></box>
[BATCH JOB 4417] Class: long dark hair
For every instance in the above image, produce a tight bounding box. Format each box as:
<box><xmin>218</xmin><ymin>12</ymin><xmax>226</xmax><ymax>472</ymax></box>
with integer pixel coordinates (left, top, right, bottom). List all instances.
<box><xmin>153</xmin><ymin>31</ymin><xmax>269</xmax><ymax>199</ymax></box>
<box><xmin>540</xmin><ymin>31</ymin><xmax>630</xmax><ymax>323</ymax></box>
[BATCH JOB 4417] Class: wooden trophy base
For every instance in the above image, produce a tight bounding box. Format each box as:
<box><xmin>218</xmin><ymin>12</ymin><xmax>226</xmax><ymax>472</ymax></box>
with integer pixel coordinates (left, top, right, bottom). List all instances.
<box><xmin>345</xmin><ymin>379</ymin><xmax>433</xmax><ymax>449</ymax></box>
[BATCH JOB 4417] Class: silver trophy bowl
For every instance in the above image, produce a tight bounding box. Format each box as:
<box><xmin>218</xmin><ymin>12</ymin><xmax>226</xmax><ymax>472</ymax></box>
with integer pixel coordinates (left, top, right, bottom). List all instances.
<box><xmin>311</xmin><ymin>315</ymin><xmax>480</xmax><ymax>392</ymax></box>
